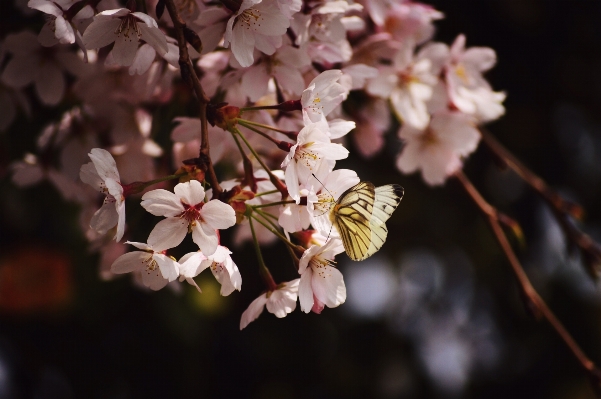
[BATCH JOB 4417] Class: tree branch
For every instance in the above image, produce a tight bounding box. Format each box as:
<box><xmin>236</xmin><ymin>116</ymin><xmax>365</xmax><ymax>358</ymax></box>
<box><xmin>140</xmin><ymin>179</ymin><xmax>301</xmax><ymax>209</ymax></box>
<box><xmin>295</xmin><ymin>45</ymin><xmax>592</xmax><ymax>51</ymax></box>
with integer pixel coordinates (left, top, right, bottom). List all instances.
<box><xmin>163</xmin><ymin>0</ymin><xmax>222</xmax><ymax>198</ymax></box>
<box><xmin>454</xmin><ymin>170</ymin><xmax>601</xmax><ymax>394</ymax></box>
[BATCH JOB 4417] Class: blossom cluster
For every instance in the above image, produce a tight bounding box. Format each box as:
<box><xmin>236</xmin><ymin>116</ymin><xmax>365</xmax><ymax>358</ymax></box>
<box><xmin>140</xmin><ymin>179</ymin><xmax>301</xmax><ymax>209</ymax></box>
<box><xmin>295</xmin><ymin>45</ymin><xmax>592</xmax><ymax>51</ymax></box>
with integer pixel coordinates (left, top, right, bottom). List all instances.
<box><xmin>5</xmin><ymin>0</ymin><xmax>505</xmax><ymax>329</ymax></box>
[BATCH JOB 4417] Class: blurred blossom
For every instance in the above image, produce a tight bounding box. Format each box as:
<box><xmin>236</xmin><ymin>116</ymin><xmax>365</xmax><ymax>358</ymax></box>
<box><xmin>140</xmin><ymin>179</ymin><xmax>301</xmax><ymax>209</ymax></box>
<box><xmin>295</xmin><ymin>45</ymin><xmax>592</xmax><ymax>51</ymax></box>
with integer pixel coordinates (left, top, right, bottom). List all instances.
<box><xmin>344</xmin><ymin>255</ymin><xmax>396</xmax><ymax>318</ymax></box>
<box><xmin>388</xmin><ymin>249</ymin><xmax>502</xmax><ymax>395</ymax></box>
<box><xmin>528</xmin><ymin>203</ymin><xmax>601</xmax><ymax>302</ymax></box>
<box><xmin>553</xmin><ymin>103</ymin><xmax>601</xmax><ymax>192</ymax></box>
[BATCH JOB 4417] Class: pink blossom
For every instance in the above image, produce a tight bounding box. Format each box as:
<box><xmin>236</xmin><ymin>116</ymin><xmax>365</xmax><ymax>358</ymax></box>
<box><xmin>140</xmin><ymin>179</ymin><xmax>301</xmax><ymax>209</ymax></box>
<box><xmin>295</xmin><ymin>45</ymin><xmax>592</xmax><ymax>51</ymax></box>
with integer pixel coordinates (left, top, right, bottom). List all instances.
<box><xmin>396</xmin><ymin>110</ymin><xmax>480</xmax><ymax>186</ymax></box>
<box><xmin>80</xmin><ymin>148</ymin><xmax>126</xmax><ymax>241</ymax></box>
<box><xmin>445</xmin><ymin>34</ymin><xmax>506</xmax><ymax>123</ymax></box>
<box><xmin>141</xmin><ymin>180</ymin><xmax>236</xmax><ymax>255</ymax></box>
<box><xmin>83</xmin><ymin>8</ymin><xmax>168</xmax><ymax>67</ymax></box>
<box><xmin>298</xmin><ymin>239</ymin><xmax>346</xmax><ymax>313</ymax></box>
<box><xmin>111</xmin><ymin>241</ymin><xmax>180</xmax><ymax>291</ymax></box>
<box><xmin>224</xmin><ymin>0</ymin><xmax>290</xmax><ymax>67</ymax></box>
<box><xmin>240</xmin><ymin>279</ymin><xmax>300</xmax><ymax>329</ymax></box>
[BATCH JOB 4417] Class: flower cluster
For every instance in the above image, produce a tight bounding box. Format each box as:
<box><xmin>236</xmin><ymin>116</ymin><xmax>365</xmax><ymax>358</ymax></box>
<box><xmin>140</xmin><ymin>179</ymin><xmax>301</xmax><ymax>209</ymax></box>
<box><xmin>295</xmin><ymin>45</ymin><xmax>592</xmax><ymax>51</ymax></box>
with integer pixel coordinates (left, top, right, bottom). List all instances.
<box><xmin>6</xmin><ymin>0</ymin><xmax>505</xmax><ymax>329</ymax></box>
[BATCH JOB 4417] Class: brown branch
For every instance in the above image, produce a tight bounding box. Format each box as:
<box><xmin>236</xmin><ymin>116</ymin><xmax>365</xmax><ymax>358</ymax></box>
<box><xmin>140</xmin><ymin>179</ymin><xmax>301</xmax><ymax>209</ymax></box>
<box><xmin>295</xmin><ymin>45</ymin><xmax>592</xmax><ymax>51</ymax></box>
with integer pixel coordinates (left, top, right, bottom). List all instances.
<box><xmin>480</xmin><ymin>128</ymin><xmax>601</xmax><ymax>278</ymax></box>
<box><xmin>455</xmin><ymin>170</ymin><xmax>601</xmax><ymax>394</ymax></box>
<box><xmin>163</xmin><ymin>0</ymin><xmax>222</xmax><ymax>198</ymax></box>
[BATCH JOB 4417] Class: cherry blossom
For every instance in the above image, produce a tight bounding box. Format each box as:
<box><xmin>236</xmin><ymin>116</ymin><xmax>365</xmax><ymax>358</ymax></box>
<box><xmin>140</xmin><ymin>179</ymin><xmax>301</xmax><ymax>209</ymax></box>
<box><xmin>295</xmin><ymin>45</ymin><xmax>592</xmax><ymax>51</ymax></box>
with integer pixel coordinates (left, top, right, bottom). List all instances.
<box><xmin>445</xmin><ymin>34</ymin><xmax>506</xmax><ymax>123</ymax></box>
<box><xmin>307</xmin><ymin>168</ymin><xmax>360</xmax><ymax>236</ymax></box>
<box><xmin>301</xmin><ymin>70</ymin><xmax>349</xmax><ymax>124</ymax></box>
<box><xmin>0</xmin><ymin>30</ymin><xmax>87</xmax><ymax>105</ymax></box>
<box><xmin>111</xmin><ymin>241</ymin><xmax>180</xmax><ymax>291</ymax></box>
<box><xmin>179</xmin><ymin>247</ymin><xmax>242</xmax><ymax>296</ymax></box>
<box><xmin>79</xmin><ymin>148</ymin><xmax>126</xmax><ymax>241</ymax></box>
<box><xmin>281</xmin><ymin>121</ymin><xmax>349</xmax><ymax>201</ymax></box>
<box><xmin>140</xmin><ymin>180</ymin><xmax>236</xmax><ymax>255</ymax></box>
<box><xmin>367</xmin><ymin>39</ymin><xmax>448</xmax><ymax>129</ymax></box>
<box><xmin>298</xmin><ymin>239</ymin><xmax>346</xmax><ymax>314</ymax></box>
<box><xmin>396</xmin><ymin>110</ymin><xmax>480</xmax><ymax>186</ymax></box>
<box><xmin>82</xmin><ymin>8</ymin><xmax>168</xmax><ymax>67</ymax></box>
<box><xmin>240</xmin><ymin>279</ymin><xmax>300</xmax><ymax>329</ymax></box>
<box><xmin>224</xmin><ymin>0</ymin><xmax>291</xmax><ymax>67</ymax></box>
<box><xmin>30</xmin><ymin>0</ymin><xmax>94</xmax><ymax>48</ymax></box>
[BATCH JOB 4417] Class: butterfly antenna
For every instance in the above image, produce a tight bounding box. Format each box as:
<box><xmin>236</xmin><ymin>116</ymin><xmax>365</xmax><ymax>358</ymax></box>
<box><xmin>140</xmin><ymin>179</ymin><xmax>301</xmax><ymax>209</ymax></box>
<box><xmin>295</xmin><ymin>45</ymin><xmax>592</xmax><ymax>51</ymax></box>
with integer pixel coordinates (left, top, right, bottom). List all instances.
<box><xmin>326</xmin><ymin>225</ymin><xmax>333</xmax><ymax>242</ymax></box>
<box><xmin>311</xmin><ymin>173</ymin><xmax>335</xmax><ymax>198</ymax></box>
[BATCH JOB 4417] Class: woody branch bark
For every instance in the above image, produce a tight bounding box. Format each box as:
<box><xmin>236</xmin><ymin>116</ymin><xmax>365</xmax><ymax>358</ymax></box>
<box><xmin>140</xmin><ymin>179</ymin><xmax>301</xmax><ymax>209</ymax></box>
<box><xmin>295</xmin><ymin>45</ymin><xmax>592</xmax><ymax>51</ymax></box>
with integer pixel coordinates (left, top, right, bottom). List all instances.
<box><xmin>163</xmin><ymin>0</ymin><xmax>222</xmax><ymax>198</ymax></box>
<box><xmin>480</xmin><ymin>128</ymin><xmax>601</xmax><ymax>278</ymax></box>
<box><xmin>455</xmin><ymin>170</ymin><xmax>601</xmax><ymax>396</ymax></box>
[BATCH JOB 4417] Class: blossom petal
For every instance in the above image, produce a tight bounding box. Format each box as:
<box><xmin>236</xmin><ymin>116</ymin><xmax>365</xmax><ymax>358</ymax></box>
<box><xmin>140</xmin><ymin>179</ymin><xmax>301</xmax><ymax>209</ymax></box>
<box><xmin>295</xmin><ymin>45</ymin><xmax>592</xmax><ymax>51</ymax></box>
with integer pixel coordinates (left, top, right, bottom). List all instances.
<box><xmin>174</xmin><ymin>180</ymin><xmax>205</xmax><ymax>206</ymax></box>
<box><xmin>111</xmin><ymin>32</ymin><xmax>138</xmax><ymax>66</ymax></box>
<box><xmin>312</xmin><ymin>265</ymin><xmax>346</xmax><ymax>308</ymax></box>
<box><xmin>154</xmin><ymin>254</ymin><xmax>180</xmax><ymax>282</ymax></box>
<box><xmin>138</xmin><ymin>23</ymin><xmax>168</xmax><ymax>56</ymax></box>
<box><xmin>90</xmin><ymin>201</ymin><xmax>119</xmax><ymax>235</ymax></box>
<box><xmin>111</xmin><ymin>251</ymin><xmax>147</xmax><ymax>274</ymax></box>
<box><xmin>83</xmin><ymin>18</ymin><xmax>121</xmax><ymax>49</ymax></box>
<box><xmin>201</xmin><ymin>200</ymin><xmax>236</xmax><ymax>230</ymax></box>
<box><xmin>147</xmin><ymin>217</ymin><xmax>187</xmax><ymax>251</ymax></box>
<box><xmin>141</xmin><ymin>189</ymin><xmax>184</xmax><ymax>216</ymax></box>
<box><xmin>88</xmin><ymin>148</ymin><xmax>120</xmax><ymax>182</ymax></box>
<box><xmin>298</xmin><ymin>269</ymin><xmax>314</xmax><ymax>313</ymax></box>
<box><xmin>191</xmin><ymin>222</ymin><xmax>219</xmax><ymax>255</ymax></box>
<box><xmin>240</xmin><ymin>294</ymin><xmax>267</xmax><ymax>330</ymax></box>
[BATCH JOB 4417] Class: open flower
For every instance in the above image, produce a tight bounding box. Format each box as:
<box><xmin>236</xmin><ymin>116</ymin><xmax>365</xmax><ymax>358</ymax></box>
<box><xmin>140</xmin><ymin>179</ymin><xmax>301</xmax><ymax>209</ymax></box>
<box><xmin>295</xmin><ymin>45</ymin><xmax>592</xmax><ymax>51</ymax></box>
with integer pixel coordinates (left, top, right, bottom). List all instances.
<box><xmin>445</xmin><ymin>34</ymin><xmax>505</xmax><ymax>123</ymax></box>
<box><xmin>79</xmin><ymin>148</ymin><xmax>125</xmax><ymax>241</ymax></box>
<box><xmin>281</xmin><ymin>121</ymin><xmax>349</xmax><ymax>201</ymax></box>
<box><xmin>224</xmin><ymin>0</ymin><xmax>290</xmax><ymax>67</ymax></box>
<box><xmin>141</xmin><ymin>180</ymin><xmax>236</xmax><ymax>255</ymax></box>
<box><xmin>111</xmin><ymin>241</ymin><xmax>180</xmax><ymax>291</ymax></box>
<box><xmin>240</xmin><ymin>279</ymin><xmax>300</xmax><ymax>329</ymax></box>
<box><xmin>301</xmin><ymin>70</ymin><xmax>349</xmax><ymax>124</ymax></box>
<box><xmin>298</xmin><ymin>239</ymin><xmax>346</xmax><ymax>314</ymax></box>
<box><xmin>178</xmin><ymin>246</ymin><xmax>241</xmax><ymax>296</ymax></box>
<box><xmin>396</xmin><ymin>110</ymin><xmax>480</xmax><ymax>185</ymax></box>
<box><xmin>29</xmin><ymin>0</ymin><xmax>94</xmax><ymax>48</ymax></box>
<box><xmin>82</xmin><ymin>8</ymin><xmax>168</xmax><ymax>67</ymax></box>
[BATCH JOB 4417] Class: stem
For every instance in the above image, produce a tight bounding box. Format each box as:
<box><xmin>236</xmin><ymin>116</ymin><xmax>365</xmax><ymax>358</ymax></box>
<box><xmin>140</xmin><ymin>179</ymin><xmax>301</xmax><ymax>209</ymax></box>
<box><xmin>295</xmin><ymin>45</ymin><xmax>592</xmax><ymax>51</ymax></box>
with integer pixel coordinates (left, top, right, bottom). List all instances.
<box><xmin>249</xmin><ymin>207</ymin><xmax>302</xmax><ymax>253</ymax></box>
<box><xmin>249</xmin><ymin>217</ymin><xmax>278</xmax><ymax>291</ymax></box>
<box><xmin>237</xmin><ymin>119</ymin><xmax>293</xmax><ymax>148</ymax></box>
<box><xmin>255</xmin><ymin>189</ymin><xmax>279</xmax><ymax>197</ymax></box>
<box><xmin>238</xmin><ymin>118</ymin><xmax>298</xmax><ymax>140</ymax></box>
<box><xmin>455</xmin><ymin>170</ymin><xmax>600</xmax><ymax>379</ymax></box>
<box><xmin>252</xmin><ymin>200</ymin><xmax>296</xmax><ymax>209</ymax></box>
<box><xmin>234</xmin><ymin>128</ymin><xmax>289</xmax><ymax>199</ymax></box>
<box><xmin>163</xmin><ymin>0</ymin><xmax>222</xmax><ymax>198</ymax></box>
<box><xmin>230</xmin><ymin>130</ymin><xmax>257</xmax><ymax>192</ymax></box>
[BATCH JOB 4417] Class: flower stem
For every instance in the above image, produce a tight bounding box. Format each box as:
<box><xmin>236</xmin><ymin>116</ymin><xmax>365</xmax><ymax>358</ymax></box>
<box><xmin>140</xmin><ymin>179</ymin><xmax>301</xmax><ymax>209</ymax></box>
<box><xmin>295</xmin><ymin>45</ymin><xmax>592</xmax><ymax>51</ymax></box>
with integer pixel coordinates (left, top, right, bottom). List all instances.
<box><xmin>252</xmin><ymin>200</ymin><xmax>296</xmax><ymax>209</ymax></box>
<box><xmin>229</xmin><ymin>130</ymin><xmax>257</xmax><ymax>192</ymax></box>
<box><xmin>248</xmin><ymin>216</ymin><xmax>277</xmax><ymax>291</ymax></box>
<box><xmin>237</xmin><ymin>118</ymin><xmax>298</xmax><ymax>141</ymax></box>
<box><xmin>233</xmin><ymin>128</ymin><xmax>289</xmax><ymax>199</ymax></box>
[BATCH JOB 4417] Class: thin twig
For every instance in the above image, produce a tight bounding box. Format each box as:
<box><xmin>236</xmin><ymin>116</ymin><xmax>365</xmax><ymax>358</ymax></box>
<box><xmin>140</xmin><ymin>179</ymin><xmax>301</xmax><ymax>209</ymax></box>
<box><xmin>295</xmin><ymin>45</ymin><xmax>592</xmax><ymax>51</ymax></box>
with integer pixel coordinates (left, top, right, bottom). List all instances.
<box><xmin>163</xmin><ymin>0</ymin><xmax>222</xmax><ymax>198</ymax></box>
<box><xmin>480</xmin><ymin>129</ymin><xmax>601</xmax><ymax>278</ymax></box>
<box><xmin>455</xmin><ymin>170</ymin><xmax>601</xmax><ymax>386</ymax></box>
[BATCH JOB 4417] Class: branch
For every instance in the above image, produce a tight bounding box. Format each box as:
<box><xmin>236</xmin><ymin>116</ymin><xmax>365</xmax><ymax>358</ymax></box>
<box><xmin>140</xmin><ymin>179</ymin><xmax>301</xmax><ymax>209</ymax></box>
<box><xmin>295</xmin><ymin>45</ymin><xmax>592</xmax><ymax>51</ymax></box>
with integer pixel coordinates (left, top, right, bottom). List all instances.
<box><xmin>480</xmin><ymin>128</ymin><xmax>601</xmax><ymax>278</ymax></box>
<box><xmin>163</xmin><ymin>0</ymin><xmax>222</xmax><ymax>198</ymax></box>
<box><xmin>454</xmin><ymin>170</ymin><xmax>601</xmax><ymax>394</ymax></box>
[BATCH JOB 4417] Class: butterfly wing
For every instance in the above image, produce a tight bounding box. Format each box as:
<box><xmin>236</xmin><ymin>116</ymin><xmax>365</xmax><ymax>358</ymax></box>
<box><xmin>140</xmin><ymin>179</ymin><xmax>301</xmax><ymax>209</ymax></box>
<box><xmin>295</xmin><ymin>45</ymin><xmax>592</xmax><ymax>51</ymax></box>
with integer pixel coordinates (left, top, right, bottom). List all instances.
<box><xmin>331</xmin><ymin>182</ymin><xmax>376</xmax><ymax>261</ymax></box>
<box><xmin>364</xmin><ymin>184</ymin><xmax>404</xmax><ymax>259</ymax></box>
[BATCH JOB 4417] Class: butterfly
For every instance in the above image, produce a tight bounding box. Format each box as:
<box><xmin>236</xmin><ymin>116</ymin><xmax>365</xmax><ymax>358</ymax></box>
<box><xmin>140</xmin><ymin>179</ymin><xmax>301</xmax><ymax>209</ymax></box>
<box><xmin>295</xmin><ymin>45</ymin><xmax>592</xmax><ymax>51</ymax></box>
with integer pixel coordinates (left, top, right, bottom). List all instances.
<box><xmin>328</xmin><ymin>182</ymin><xmax>404</xmax><ymax>261</ymax></box>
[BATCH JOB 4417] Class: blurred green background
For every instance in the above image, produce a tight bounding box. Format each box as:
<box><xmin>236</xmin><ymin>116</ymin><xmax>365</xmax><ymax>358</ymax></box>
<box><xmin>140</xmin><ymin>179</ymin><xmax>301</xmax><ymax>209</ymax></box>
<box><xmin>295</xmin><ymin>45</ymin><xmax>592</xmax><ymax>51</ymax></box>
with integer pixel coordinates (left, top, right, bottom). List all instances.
<box><xmin>1</xmin><ymin>0</ymin><xmax>601</xmax><ymax>398</ymax></box>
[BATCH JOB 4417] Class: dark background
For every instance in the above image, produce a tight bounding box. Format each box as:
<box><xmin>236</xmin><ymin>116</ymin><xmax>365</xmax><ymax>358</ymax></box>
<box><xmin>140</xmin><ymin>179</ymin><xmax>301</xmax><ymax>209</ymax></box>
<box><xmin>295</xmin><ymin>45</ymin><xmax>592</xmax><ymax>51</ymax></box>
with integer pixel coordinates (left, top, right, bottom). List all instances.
<box><xmin>1</xmin><ymin>0</ymin><xmax>601</xmax><ymax>398</ymax></box>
